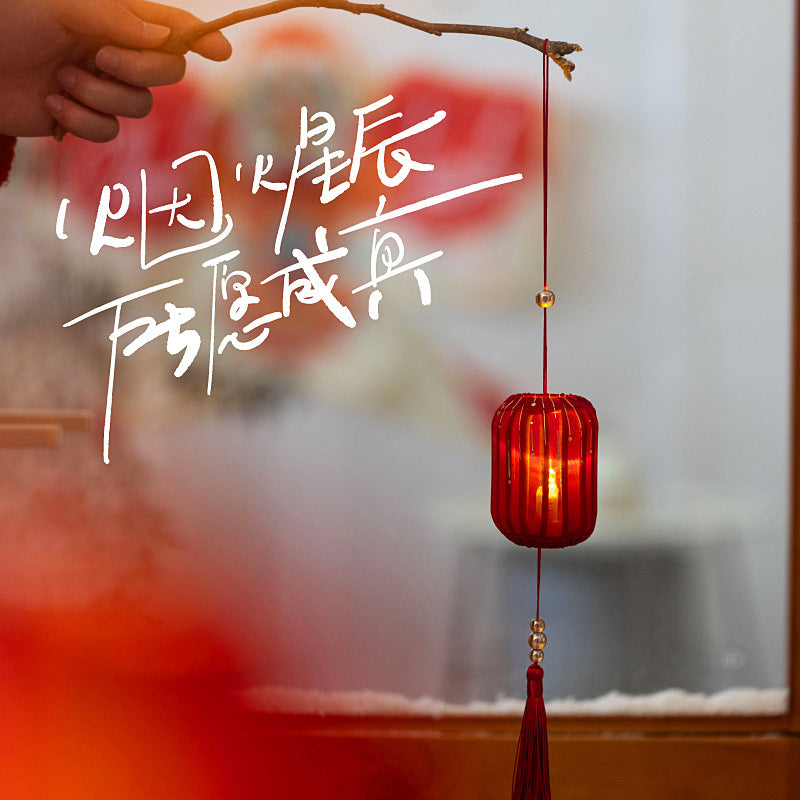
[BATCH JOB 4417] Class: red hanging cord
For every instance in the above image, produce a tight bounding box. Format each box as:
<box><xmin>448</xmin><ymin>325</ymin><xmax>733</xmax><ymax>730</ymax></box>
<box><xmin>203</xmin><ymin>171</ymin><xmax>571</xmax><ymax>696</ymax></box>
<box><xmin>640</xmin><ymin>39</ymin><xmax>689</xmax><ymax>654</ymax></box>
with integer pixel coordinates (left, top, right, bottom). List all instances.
<box><xmin>541</xmin><ymin>39</ymin><xmax>550</xmax><ymax>396</ymax></box>
<box><xmin>535</xmin><ymin>547</ymin><xmax>542</xmax><ymax>619</ymax></box>
<box><xmin>542</xmin><ymin>305</ymin><xmax>548</xmax><ymax>396</ymax></box>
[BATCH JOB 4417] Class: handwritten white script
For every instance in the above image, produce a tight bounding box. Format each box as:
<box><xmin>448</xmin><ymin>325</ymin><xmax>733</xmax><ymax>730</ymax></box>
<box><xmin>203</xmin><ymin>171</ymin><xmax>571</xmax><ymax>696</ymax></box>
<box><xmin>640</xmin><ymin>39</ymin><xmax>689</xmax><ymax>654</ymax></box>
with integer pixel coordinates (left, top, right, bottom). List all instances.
<box><xmin>57</xmin><ymin>94</ymin><xmax>523</xmax><ymax>462</ymax></box>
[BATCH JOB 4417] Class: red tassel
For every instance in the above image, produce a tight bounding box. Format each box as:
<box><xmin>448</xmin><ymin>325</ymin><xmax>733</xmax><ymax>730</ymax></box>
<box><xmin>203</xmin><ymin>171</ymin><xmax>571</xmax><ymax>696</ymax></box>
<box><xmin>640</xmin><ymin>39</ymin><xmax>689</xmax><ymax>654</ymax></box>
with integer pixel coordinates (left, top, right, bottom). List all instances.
<box><xmin>512</xmin><ymin>664</ymin><xmax>551</xmax><ymax>800</ymax></box>
<box><xmin>0</xmin><ymin>135</ymin><xmax>16</xmax><ymax>187</ymax></box>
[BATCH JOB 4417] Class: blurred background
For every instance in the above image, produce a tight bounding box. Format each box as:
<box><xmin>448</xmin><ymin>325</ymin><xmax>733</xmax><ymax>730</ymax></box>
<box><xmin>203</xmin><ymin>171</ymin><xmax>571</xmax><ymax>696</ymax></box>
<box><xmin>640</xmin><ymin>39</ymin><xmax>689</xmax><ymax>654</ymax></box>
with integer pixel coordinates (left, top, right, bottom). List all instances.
<box><xmin>0</xmin><ymin>0</ymin><xmax>794</xmax><ymax>714</ymax></box>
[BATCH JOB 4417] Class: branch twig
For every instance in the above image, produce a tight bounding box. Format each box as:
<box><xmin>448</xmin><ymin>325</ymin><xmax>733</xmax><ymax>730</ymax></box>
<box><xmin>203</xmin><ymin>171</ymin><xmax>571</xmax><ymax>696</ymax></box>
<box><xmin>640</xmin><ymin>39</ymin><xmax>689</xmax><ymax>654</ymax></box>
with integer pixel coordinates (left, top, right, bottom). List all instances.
<box><xmin>54</xmin><ymin>1</ymin><xmax>580</xmax><ymax>140</ymax></box>
<box><xmin>164</xmin><ymin>0</ymin><xmax>582</xmax><ymax>81</ymax></box>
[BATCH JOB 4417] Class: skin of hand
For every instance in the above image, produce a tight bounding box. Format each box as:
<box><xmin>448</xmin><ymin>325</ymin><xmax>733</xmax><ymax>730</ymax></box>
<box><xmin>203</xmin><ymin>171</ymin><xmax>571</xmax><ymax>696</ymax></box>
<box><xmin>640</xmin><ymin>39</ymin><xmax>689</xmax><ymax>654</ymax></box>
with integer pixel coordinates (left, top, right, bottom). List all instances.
<box><xmin>0</xmin><ymin>0</ymin><xmax>231</xmax><ymax>142</ymax></box>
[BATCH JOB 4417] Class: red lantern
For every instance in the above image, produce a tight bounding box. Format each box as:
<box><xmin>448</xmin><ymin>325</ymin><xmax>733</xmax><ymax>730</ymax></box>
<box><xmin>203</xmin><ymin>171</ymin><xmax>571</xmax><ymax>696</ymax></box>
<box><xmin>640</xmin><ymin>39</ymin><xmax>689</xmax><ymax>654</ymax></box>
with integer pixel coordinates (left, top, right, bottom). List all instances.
<box><xmin>491</xmin><ymin>392</ymin><xmax>598</xmax><ymax>548</ymax></box>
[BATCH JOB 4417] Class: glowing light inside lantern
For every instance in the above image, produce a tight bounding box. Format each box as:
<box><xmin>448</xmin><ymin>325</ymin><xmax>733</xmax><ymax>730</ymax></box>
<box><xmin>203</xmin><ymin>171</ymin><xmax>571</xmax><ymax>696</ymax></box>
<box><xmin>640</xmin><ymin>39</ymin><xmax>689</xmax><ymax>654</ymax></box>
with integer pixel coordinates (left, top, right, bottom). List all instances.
<box><xmin>535</xmin><ymin>467</ymin><xmax>561</xmax><ymax>523</ymax></box>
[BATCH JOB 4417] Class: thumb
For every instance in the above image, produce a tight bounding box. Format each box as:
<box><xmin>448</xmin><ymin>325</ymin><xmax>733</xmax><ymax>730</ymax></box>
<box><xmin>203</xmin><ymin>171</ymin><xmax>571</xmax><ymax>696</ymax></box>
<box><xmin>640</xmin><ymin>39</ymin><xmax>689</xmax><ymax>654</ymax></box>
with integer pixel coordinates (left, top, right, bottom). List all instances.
<box><xmin>59</xmin><ymin>0</ymin><xmax>171</xmax><ymax>48</ymax></box>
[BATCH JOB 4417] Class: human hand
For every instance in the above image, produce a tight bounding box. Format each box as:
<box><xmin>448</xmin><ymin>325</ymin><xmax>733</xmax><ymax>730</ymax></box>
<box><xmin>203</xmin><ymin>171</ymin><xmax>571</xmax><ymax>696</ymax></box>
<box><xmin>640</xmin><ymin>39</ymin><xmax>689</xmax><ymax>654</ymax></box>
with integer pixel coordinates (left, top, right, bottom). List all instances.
<box><xmin>0</xmin><ymin>0</ymin><xmax>231</xmax><ymax>142</ymax></box>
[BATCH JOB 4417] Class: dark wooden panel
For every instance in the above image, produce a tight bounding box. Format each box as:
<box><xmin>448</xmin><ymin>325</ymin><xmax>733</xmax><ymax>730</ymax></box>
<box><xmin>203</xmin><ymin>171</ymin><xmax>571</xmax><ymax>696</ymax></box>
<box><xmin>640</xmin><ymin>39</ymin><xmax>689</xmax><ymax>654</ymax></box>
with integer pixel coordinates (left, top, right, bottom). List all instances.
<box><xmin>246</xmin><ymin>718</ymin><xmax>799</xmax><ymax>799</ymax></box>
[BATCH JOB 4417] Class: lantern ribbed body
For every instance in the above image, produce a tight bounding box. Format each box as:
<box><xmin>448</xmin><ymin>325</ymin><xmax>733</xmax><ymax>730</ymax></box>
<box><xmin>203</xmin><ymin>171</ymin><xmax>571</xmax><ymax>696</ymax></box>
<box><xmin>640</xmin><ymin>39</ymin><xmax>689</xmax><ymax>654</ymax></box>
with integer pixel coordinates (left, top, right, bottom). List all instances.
<box><xmin>491</xmin><ymin>393</ymin><xmax>598</xmax><ymax>548</ymax></box>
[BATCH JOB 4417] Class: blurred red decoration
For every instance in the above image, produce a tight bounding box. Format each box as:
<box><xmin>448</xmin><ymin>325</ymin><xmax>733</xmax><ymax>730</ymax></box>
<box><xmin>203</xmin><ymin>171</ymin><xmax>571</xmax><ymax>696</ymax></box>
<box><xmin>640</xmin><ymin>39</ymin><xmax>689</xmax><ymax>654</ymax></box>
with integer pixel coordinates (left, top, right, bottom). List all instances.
<box><xmin>491</xmin><ymin>393</ymin><xmax>598</xmax><ymax>548</ymax></box>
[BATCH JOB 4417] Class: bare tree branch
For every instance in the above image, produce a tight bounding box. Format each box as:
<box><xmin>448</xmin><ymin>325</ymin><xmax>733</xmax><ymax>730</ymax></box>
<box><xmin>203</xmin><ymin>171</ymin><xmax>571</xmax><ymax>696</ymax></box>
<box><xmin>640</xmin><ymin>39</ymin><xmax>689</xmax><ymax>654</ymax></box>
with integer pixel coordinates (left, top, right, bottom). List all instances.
<box><xmin>165</xmin><ymin>0</ymin><xmax>582</xmax><ymax>81</ymax></box>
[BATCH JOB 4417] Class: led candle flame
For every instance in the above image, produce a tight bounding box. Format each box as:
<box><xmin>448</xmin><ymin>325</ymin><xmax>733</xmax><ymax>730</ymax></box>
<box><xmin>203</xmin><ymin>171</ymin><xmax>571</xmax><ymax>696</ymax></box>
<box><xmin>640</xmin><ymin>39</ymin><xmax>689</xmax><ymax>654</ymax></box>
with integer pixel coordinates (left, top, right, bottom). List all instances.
<box><xmin>535</xmin><ymin>466</ymin><xmax>561</xmax><ymax>523</ymax></box>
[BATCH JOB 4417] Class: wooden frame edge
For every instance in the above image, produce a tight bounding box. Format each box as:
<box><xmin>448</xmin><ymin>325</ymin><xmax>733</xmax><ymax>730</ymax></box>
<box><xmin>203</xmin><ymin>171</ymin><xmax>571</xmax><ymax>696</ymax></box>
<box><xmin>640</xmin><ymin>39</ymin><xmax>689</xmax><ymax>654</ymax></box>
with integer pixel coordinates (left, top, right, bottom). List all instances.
<box><xmin>789</xmin><ymin>0</ymin><xmax>800</xmax><ymax>733</ymax></box>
